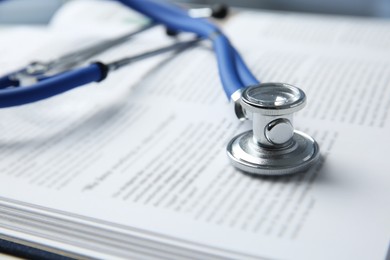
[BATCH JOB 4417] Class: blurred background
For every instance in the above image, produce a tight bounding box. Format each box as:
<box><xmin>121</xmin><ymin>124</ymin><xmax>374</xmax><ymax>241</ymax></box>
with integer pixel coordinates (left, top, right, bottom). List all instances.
<box><xmin>0</xmin><ymin>0</ymin><xmax>389</xmax><ymax>24</ymax></box>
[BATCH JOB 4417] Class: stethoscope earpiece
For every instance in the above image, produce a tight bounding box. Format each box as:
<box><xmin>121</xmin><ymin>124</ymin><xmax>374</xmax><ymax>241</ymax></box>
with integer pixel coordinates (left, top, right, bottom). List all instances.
<box><xmin>227</xmin><ymin>83</ymin><xmax>320</xmax><ymax>175</ymax></box>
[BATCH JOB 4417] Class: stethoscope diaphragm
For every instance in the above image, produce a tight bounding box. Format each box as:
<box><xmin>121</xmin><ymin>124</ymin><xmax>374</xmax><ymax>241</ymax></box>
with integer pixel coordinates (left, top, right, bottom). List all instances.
<box><xmin>227</xmin><ymin>83</ymin><xmax>320</xmax><ymax>175</ymax></box>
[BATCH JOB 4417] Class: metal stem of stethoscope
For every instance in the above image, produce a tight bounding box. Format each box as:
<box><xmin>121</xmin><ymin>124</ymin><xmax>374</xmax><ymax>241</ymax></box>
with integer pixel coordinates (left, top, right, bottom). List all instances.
<box><xmin>106</xmin><ymin>38</ymin><xmax>202</xmax><ymax>72</ymax></box>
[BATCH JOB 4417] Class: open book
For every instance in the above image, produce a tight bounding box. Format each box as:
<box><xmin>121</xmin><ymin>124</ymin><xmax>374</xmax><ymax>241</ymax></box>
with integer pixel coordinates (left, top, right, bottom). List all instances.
<box><xmin>1</xmin><ymin>1</ymin><xmax>390</xmax><ymax>259</ymax></box>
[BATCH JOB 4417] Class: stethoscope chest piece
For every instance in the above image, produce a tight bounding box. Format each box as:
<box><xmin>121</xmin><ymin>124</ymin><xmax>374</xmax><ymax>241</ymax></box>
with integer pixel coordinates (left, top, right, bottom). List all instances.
<box><xmin>227</xmin><ymin>83</ymin><xmax>320</xmax><ymax>176</ymax></box>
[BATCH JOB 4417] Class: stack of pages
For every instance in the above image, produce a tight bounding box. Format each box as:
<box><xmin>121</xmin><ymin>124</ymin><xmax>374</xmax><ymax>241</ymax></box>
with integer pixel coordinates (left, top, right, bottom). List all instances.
<box><xmin>0</xmin><ymin>1</ymin><xmax>389</xmax><ymax>259</ymax></box>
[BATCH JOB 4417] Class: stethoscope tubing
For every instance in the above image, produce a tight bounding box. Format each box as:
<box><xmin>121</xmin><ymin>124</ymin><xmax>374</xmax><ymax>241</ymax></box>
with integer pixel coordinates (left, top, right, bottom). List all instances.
<box><xmin>132</xmin><ymin>0</ymin><xmax>259</xmax><ymax>87</ymax></box>
<box><xmin>116</xmin><ymin>0</ymin><xmax>259</xmax><ymax>97</ymax></box>
<box><xmin>0</xmin><ymin>63</ymin><xmax>106</xmax><ymax>108</ymax></box>
<box><xmin>0</xmin><ymin>0</ymin><xmax>259</xmax><ymax>106</ymax></box>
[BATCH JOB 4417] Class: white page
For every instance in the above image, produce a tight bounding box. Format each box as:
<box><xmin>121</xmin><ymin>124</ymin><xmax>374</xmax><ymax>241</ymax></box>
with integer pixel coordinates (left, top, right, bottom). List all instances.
<box><xmin>49</xmin><ymin>0</ymin><xmax>148</xmax><ymax>36</ymax></box>
<box><xmin>0</xmin><ymin>10</ymin><xmax>390</xmax><ymax>260</ymax></box>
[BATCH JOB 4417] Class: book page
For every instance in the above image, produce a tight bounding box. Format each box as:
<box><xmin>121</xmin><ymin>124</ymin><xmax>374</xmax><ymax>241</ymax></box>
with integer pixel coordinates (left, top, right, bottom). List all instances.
<box><xmin>0</xmin><ymin>9</ymin><xmax>390</xmax><ymax>260</ymax></box>
<box><xmin>49</xmin><ymin>0</ymin><xmax>148</xmax><ymax>36</ymax></box>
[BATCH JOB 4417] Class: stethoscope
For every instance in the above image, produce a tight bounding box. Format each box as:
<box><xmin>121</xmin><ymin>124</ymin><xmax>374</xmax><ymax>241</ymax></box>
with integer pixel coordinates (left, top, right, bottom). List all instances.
<box><xmin>0</xmin><ymin>0</ymin><xmax>319</xmax><ymax>176</ymax></box>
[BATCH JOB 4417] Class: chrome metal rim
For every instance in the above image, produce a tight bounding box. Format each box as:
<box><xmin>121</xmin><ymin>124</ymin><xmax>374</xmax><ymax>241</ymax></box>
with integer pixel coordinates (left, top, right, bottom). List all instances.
<box><xmin>226</xmin><ymin>130</ymin><xmax>320</xmax><ymax>176</ymax></box>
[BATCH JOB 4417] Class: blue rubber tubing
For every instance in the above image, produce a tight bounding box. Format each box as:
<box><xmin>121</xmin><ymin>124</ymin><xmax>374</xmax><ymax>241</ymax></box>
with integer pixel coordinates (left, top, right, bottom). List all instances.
<box><xmin>120</xmin><ymin>0</ymin><xmax>259</xmax><ymax>87</ymax></box>
<box><xmin>0</xmin><ymin>63</ymin><xmax>104</xmax><ymax>108</ymax></box>
<box><xmin>116</xmin><ymin>0</ymin><xmax>259</xmax><ymax>98</ymax></box>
